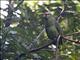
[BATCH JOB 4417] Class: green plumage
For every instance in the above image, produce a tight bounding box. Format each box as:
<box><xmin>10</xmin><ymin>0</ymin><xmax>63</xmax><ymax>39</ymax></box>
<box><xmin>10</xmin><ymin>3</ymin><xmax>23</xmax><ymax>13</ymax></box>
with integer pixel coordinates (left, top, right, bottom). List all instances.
<box><xmin>43</xmin><ymin>13</ymin><xmax>63</xmax><ymax>45</ymax></box>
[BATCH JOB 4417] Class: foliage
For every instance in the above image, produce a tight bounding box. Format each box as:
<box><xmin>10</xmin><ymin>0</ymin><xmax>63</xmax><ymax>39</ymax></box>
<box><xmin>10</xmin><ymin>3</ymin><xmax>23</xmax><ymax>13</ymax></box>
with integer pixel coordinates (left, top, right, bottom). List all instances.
<box><xmin>0</xmin><ymin>0</ymin><xmax>80</xmax><ymax>60</ymax></box>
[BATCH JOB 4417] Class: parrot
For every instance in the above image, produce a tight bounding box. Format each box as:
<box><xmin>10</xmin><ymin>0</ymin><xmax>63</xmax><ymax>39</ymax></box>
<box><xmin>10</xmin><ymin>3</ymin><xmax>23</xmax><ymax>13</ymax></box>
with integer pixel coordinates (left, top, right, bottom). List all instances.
<box><xmin>43</xmin><ymin>12</ymin><xmax>63</xmax><ymax>47</ymax></box>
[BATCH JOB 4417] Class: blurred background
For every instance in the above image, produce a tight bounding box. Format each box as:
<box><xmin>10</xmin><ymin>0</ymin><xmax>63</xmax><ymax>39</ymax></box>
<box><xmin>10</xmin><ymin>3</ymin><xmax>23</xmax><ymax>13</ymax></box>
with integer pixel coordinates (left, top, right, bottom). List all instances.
<box><xmin>0</xmin><ymin>0</ymin><xmax>80</xmax><ymax>60</ymax></box>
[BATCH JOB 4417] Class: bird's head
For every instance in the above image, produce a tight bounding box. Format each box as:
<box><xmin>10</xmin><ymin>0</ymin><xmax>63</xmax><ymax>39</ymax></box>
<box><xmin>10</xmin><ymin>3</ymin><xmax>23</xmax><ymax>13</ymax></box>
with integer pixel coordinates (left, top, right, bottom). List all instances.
<box><xmin>43</xmin><ymin>12</ymin><xmax>51</xmax><ymax>18</ymax></box>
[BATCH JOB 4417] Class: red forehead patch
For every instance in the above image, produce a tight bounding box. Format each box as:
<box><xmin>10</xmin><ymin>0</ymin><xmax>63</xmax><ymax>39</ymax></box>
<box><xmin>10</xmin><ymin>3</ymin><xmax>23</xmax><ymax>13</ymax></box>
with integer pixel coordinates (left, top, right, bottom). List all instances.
<box><xmin>43</xmin><ymin>12</ymin><xmax>50</xmax><ymax>17</ymax></box>
<box><xmin>44</xmin><ymin>12</ymin><xmax>50</xmax><ymax>15</ymax></box>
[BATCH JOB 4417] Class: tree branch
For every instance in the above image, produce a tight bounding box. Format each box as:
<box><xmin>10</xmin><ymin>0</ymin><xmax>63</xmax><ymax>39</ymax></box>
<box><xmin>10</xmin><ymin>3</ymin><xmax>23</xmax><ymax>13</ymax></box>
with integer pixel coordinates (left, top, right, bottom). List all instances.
<box><xmin>14</xmin><ymin>0</ymin><xmax>24</xmax><ymax>11</ymax></box>
<box><xmin>29</xmin><ymin>35</ymin><xmax>80</xmax><ymax>53</ymax></box>
<box><xmin>66</xmin><ymin>31</ymin><xmax>80</xmax><ymax>36</ymax></box>
<box><xmin>62</xmin><ymin>36</ymin><xmax>80</xmax><ymax>44</ymax></box>
<box><xmin>29</xmin><ymin>40</ymin><xmax>53</xmax><ymax>52</ymax></box>
<box><xmin>15</xmin><ymin>35</ymin><xmax>80</xmax><ymax>60</ymax></box>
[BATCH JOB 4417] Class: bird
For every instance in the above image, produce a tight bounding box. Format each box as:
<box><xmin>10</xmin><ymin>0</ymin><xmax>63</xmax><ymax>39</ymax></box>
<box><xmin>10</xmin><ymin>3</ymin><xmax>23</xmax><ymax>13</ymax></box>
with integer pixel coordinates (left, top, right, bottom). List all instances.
<box><xmin>43</xmin><ymin>12</ymin><xmax>63</xmax><ymax>47</ymax></box>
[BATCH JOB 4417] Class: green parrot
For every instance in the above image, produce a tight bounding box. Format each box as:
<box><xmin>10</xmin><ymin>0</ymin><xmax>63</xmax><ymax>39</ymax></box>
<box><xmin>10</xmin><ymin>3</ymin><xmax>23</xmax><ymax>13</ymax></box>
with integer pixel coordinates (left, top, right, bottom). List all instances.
<box><xmin>43</xmin><ymin>12</ymin><xmax>63</xmax><ymax>46</ymax></box>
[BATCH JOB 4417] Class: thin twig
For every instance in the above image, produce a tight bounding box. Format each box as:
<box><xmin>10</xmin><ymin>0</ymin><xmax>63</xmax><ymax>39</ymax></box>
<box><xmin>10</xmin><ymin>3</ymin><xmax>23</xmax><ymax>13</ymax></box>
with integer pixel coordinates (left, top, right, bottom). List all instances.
<box><xmin>33</xmin><ymin>28</ymin><xmax>45</xmax><ymax>42</ymax></box>
<box><xmin>66</xmin><ymin>31</ymin><xmax>80</xmax><ymax>36</ymax></box>
<box><xmin>55</xmin><ymin>35</ymin><xmax>61</xmax><ymax>60</ymax></box>
<box><xmin>62</xmin><ymin>36</ymin><xmax>80</xmax><ymax>44</ymax></box>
